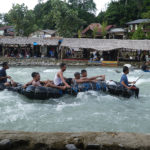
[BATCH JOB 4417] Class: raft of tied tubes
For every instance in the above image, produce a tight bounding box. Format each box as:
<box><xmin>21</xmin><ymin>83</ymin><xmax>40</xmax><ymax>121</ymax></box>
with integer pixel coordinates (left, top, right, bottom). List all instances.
<box><xmin>0</xmin><ymin>80</ymin><xmax>139</xmax><ymax>100</ymax></box>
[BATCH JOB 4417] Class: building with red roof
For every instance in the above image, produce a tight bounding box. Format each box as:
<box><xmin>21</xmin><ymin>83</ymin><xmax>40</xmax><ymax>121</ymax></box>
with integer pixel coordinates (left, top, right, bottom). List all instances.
<box><xmin>0</xmin><ymin>26</ymin><xmax>15</xmax><ymax>36</ymax></box>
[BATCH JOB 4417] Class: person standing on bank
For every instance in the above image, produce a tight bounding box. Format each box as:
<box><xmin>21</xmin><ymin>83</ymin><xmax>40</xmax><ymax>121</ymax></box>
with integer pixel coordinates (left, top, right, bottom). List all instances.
<box><xmin>54</xmin><ymin>63</ymin><xmax>71</xmax><ymax>88</ymax></box>
<box><xmin>0</xmin><ymin>62</ymin><xmax>11</xmax><ymax>84</ymax></box>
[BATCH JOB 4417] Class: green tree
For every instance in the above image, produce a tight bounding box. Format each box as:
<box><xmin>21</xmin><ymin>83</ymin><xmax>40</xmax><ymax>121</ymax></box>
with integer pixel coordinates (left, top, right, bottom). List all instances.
<box><xmin>78</xmin><ymin>29</ymin><xmax>82</xmax><ymax>38</ymax></box>
<box><xmin>92</xmin><ymin>26</ymin><xmax>98</xmax><ymax>38</ymax></box>
<box><xmin>142</xmin><ymin>11</ymin><xmax>150</xmax><ymax>18</ymax></box>
<box><xmin>132</xmin><ymin>25</ymin><xmax>146</xmax><ymax>40</ymax></box>
<box><xmin>68</xmin><ymin>0</ymin><xmax>97</xmax><ymax>28</ymax></box>
<box><xmin>97</xmin><ymin>0</ymin><xmax>150</xmax><ymax>27</ymax></box>
<box><xmin>34</xmin><ymin>1</ymin><xmax>55</xmax><ymax>29</ymax></box>
<box><xmin>51</xmin><ymin>0</ymin><xmax>85</xmax><ymax>37</ymax></box>
<box><xmin>6</xmin><ymin>4</ymin><xmax>28</xmax><ymax>35</ymax></box>
<box><xmin>22</xmin><ymin>10</ymin><xmax>39</xmax><ymax>36</ymax></box>
<box><xmin>101</xmin><ymin>22</ymin><xmax>107</xmax><ymax>38</ymax></box>
<box><xmin>5</xmin><ymin>4</ymin><xmax>38</xmax><ymax>36</ymax></box>
<box><xmin>146</xmin><ymin>32</ymin><xmax>150</xmax><ymax>39</ymax></box>
<box><xmin>96</xmin><ymin>11</ymin><xmax>105</xmax><ymax>23</ymax></box>
<box><xmin>68</xmin><ymin>0</ymin><xmax>96</xmax><ymax>12</ymax></box>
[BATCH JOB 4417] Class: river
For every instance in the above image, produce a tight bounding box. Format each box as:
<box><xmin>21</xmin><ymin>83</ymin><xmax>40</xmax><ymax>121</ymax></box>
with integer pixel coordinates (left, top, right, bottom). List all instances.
<box><xmin>0</xmin><ymin>66</ymin><xmax>150</xmax><ymax>133</ymax></box>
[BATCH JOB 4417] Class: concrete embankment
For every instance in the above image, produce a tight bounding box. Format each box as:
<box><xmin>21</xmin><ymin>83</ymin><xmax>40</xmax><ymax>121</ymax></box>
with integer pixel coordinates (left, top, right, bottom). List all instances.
<box><xmin>0</xmin><ymin>57</ymin><xmax>143</xmax><ymax>67</ymax></box>
<box><xmin>0</xmin><ymin>131</ymin><xmax>150</xmax><ymax>150</ymax></box>
<box><xmin>0</xmin><ymin>57</ymin><xmax>93</xmax><ymax>66</ymax></box>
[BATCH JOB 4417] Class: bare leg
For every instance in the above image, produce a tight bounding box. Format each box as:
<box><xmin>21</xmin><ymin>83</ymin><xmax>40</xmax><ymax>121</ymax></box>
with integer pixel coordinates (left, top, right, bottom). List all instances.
<box><xmin>4</xmin><ymin>82</ymin><xmax>10</xmax><ymax>87</ymax></box>
<box><xmin>45</xmin><ymin>82</ymin><xmax>66</xmax><ymax>90</ymax></box>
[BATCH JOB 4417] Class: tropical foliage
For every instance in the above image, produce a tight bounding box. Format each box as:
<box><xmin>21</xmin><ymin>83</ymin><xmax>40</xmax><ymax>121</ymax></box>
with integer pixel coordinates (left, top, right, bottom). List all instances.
<box><xmin>1</xmin><ymin>0</ymin><xmax>150</xmax><ymax>38</ymax></box>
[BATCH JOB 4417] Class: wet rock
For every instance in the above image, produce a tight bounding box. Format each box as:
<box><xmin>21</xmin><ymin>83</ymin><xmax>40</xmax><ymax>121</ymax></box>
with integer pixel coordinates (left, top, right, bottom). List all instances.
<box><xmin>0</xmin><ymin>131</ymin><xmax>149</xmax><ymax>150</ymax></box>
<box><xmin>0</xmin><ymin>139</ymin><xmax>11</xmax><ymax>149</ymax></box>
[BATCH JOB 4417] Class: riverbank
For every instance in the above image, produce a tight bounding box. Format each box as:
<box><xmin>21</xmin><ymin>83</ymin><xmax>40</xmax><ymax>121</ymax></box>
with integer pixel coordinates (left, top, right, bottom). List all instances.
<box><xmin>0</xmin><ymin>57</ymin><xmax>144</xmax><ymax>67</ymax></box>
<box><xmin>0</xmin><ymin>131</ymin><xmax>150</xmax><ymax>150</ymax></box>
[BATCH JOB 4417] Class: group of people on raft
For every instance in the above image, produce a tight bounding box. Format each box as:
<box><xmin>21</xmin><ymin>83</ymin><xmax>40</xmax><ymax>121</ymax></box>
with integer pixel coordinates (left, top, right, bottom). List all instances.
<box><xmin>0</xmin><ymin>62</ymin><xmax>138</xmax><ymax>92</ymax></box>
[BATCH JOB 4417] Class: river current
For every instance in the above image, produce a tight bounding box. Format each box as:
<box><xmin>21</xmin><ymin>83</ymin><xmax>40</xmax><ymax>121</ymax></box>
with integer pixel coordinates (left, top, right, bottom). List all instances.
<box><xmin>0</xmin><ymin>66</ymin><xmax>150</xmax><ymax>133</ymax></box>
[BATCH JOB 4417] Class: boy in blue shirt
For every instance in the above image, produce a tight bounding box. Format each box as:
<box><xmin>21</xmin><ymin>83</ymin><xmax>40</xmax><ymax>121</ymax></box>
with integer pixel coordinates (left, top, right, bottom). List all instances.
<box><xmin>120</xmin><ymin>66</ymin><xmax>139</xmax><ymax>98</ymax></box>
<box><xmin>120</xmin><ymin>66</ymin><xmax>136</xmax><ymax>89</ymax></box>
<box><xmin>0</xmin><ymin>62</ymin><xmax>11</xmax><ymax>84</ymax></box>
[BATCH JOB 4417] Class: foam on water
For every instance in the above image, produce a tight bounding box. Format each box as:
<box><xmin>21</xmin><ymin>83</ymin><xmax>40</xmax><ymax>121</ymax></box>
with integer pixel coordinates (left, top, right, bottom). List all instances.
<box><xmin>0</xmin><ymin>66</ymin><xmax>150</xmax><ymax>133</ymax></box>
<box><xmin>43</xmin><ymin>69</ymin><xmax>59</xmax><ymax>73</ymax></box>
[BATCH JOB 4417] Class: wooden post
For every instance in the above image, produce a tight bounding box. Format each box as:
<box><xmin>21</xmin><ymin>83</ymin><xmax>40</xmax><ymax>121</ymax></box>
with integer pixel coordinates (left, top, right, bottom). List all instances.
<box><xmin>117</xmin><ymin>49</ymin><xmax>120</xmax><ymax>63</ymax></box>
<box><xmin>2</xmin><ymin>45</ymin><xmax>5</xmax><ymax>57</ymax></box>
<box><xmin>61</xmin><ymin>46</ymin><xmax>64</xmax><ymax>61</ymax></box>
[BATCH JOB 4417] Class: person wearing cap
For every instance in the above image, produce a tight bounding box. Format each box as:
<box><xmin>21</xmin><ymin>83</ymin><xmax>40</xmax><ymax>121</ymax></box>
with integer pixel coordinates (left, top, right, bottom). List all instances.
<box><xmin>0</xmin><ymin>62</ymin><xmax>11</xmax><ymax>84</ymax></box>
<box><xmin>81</xmin><ymin>69</ymin><xmax>105</xmax><ymax>81</ymax></box>
<box><xmin>73</xmin><ymin>72</ymin><xmax>91</xmax><ymax>83</ymax></box>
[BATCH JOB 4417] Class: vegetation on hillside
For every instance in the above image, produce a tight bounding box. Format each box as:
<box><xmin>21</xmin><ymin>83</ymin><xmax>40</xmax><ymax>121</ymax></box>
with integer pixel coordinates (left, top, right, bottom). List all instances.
<box><xmin>0</xmin><ymin>0</ymin><xmax>149</xmax><ymax>38</ymax></box>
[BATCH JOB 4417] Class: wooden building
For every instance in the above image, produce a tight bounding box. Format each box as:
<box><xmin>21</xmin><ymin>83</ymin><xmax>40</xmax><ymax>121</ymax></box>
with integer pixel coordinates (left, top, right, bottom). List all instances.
<box><xmin>126</xmin><ymin>19</ymin><xmax>150</xmax><ymax>34</ymax></box>
<box><xmin>30</xmin><ymin>30</ymin><xmax>56</xmax><ymax>38</ymax></box>
<box><xmin>108</xmin><ymin>28</ymin><xmax>127</xmax><ymax>39</ymax></box>
<box><xmin>0</xmin><ymin>37</ymin><xmax>61</xmax><ymax>58</ymax></box>
<box><xmin>0</xmin><ymin>37</ymin><xmax>150</xmax><ymax>64</ymax></box>
<box><xmin>0</xmin><ymin>26</ymin><xmax>15</xmax><ymax>36</ymax></box>
<box><xmin>81</xmin><ymin>23</ymin><xmax>115</xmax><ymax>39</ymax></box>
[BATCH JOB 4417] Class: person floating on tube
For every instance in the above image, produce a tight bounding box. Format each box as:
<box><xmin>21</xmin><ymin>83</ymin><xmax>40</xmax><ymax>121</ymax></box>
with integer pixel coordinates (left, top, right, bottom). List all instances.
<box><xmin>120</xmin><ymin>66</ymin><xmax>139</xmax><ymax>98</ymax></box>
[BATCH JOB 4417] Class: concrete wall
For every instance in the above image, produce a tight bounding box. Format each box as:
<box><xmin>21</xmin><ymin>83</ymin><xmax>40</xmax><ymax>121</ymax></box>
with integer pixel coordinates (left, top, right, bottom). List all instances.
<box><xmin>0</xmin><ymin>57</ymin><xmax>96</xmax><ymax>66</ymax></box>
<box><xmin>0</xmin><ymin>131</ymin><xmax>150</xmax><ymax>150</ymax></box>
<box><xmin>0</xmin><ymin>57</ymin><xmax>144</xmax><ymax>67</ymax></box>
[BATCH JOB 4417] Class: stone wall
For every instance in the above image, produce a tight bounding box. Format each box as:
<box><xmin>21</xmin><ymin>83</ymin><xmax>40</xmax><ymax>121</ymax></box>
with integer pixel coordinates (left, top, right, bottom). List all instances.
<box><xmin>0</xmin><ymin>57</ymin><xmax>89</xmax><ymax>66</ymax></box>
<box><xmin>0</xmin><ymin>57</ymin><xmax>144</xmax><ymax>67</ymax></box>
<box><xmin>0</xmin><ymin>131</ymin><xmax>150</xmax><ymax>150</ymax></box>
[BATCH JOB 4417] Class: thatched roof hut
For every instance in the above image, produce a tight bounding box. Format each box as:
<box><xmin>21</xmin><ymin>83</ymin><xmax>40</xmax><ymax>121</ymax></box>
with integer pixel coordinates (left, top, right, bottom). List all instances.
<box><xmin>62</xmin><ymin>38</ymin><xmax>121</xmax><ymax>51</ymax></box>
<box><xmin>121</xmin><ymin>40</ymin><xmax>150</xmax><ymax>51</ymax></box>
<box><xmin>0</xmin><ymin>37</ymin><xmax>60</xmax><ymax>46</ymax></box>
<box><xmin>62</xmin><ymin>38</ymin><xmax>150</xmax><ymax>51</ymax></box>
<box><xmin>0</xmin><ymin>37</ymin><xmax>150</xmax><ymax>51</ymax></box>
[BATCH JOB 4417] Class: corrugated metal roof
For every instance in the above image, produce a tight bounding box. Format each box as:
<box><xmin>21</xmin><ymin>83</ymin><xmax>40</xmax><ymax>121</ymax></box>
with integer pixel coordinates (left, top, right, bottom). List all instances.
<box><xmin>0</xmin><ymin>26</ymin><xmax>13</xmax><ymax>31</ymax></box>
<box><xmin>82</xmin><ymin>23</ymin><xmax>115</xmax><ymax>34</ymax></box>
<box><xmin>42</xmin><ymin>30</ymin><xmax>56</xmax><ymax>35</ymax></box>
<box><xmin>109</xmin><ymin>28</ymin><xmax>127</xmax><ymax>33</ymax></box>
<box><xmin>126</xmin><ymin>19</ymin><xmax>150</xmax><ymax>25</ymax></box>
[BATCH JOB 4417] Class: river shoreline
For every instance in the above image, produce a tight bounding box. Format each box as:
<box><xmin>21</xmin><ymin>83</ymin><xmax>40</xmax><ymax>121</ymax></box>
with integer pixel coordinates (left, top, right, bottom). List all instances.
<box><xmin>0</xmin><ymin>131</ymin><xmax>150</xmax><ymax>150</ymax></box>
<box><xmin>0</xmin><ymin>57</ymin><xmax>144</xmax><ymax>68</ymax></box>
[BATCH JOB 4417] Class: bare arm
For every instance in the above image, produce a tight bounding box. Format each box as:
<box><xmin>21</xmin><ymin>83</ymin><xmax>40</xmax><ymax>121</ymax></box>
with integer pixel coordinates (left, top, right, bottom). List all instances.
<box><xmin>86</xmin><ymin>76</ymin><xmax>100</xmax><ymax>81</ymax></box>
<box><xmin>40</xmin><ymin>81</ymin><xmax>47</xmax><ymax>84</ymax></box>
<box><xmin>23</xmin><ymin>80</ymin><xmax>33</xmax><ymax>88</ymax></box>
<box><xmin>82</xmin><ymin>75</ymin><xmax>105</xmax><ymax>81</ymax></box>
<box><xmin>121</xmin><ymin>81</ymin><xmax>131</xmax><ymax>89</ymax></box>
<box><xmin>0</xmin><ymin>76</ymin><xmax>11</xmax><ymax>80</ymax></box>
<box><xmin>0</xmin><ymin>76</ymin><xmax>6</xmax><ymax>80</ymax></box>
<box><xmin>128</xmin><ymin>81</ymin><xmax>136</xmax><ymax>84</ymax></box>
<box><xmin>59</xmin><ymin>72</ymin><xmax>70</xmax><ymax>88</ymax></box>
<box><xmin>76</xmin><ymin>79</ymin><xmax>90</xmax><ymax>83</ymax></box>
<box><xmin>32</xmin><ymin>82</ymin><xmax>39</xmax><ymax>87</ymax></box>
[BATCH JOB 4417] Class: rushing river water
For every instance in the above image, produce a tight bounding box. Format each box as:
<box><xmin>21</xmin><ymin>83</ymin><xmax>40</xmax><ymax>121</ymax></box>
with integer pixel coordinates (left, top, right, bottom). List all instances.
<box><xmin>0</xmin><ymin>66</ymin><xmax>150</xmax><ymax>133</ymax></box>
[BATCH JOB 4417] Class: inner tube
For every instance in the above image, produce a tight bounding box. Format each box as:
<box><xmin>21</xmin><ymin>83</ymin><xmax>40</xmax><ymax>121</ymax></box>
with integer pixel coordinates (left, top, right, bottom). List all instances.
<box><xmin>22</xmin><ymin>85</ymin><xmax>64</xmax><ymax>100</ymax></box>
<box><xmin>107</xmin><ymin>81</ymin><xmax>139</xmax><ymax>98</ymax></box>
<box><xmin>143</xmin><ymin>70</ymin><xmax>150</xmax><ymax>72</ymax></box>
<box><xmin>0</xmin><ymin>80</ymin><xmax>139</xmax><ymax>100</ymax></box>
